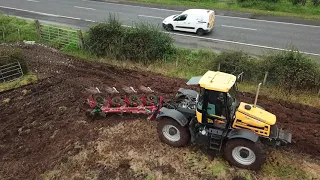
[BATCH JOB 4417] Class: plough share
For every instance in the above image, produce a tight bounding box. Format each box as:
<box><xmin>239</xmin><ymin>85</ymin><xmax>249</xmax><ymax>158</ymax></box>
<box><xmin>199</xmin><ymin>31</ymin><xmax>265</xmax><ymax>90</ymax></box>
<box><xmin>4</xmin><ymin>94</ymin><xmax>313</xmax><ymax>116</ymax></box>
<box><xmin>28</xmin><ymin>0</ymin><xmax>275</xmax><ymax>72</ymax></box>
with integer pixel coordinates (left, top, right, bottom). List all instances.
<box><xmin>85</xmin><ymin>85</ymin><xmax>163</xmax><ymax>120</ymax></box>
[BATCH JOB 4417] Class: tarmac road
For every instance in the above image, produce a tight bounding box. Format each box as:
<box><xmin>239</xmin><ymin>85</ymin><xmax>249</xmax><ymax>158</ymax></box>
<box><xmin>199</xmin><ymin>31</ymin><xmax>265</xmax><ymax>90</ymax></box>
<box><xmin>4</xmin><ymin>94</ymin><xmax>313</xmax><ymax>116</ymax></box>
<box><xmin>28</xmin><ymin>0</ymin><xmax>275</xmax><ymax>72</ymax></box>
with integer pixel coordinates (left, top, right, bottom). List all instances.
<box><xmin>0</xmin><ymin>0</ymin><xmax>320</xmax><ymax>59</ymax></box>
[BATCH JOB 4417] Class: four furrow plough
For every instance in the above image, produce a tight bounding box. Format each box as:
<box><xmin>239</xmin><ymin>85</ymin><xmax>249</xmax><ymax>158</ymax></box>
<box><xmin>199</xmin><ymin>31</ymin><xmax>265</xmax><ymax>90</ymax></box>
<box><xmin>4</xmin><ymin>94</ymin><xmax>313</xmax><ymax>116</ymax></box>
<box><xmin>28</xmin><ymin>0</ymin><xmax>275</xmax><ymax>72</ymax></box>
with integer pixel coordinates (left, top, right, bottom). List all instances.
<box><xmin>85</xmin><ymin>85</ymin><xmax>163</xmax><ymax>120</ymax></box>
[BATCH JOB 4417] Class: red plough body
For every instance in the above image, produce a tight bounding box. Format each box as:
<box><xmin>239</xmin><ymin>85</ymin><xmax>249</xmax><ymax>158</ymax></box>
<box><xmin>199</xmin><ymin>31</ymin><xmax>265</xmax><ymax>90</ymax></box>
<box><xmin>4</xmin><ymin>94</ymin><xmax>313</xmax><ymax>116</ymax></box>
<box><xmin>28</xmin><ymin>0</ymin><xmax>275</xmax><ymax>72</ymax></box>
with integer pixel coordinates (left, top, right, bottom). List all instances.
<box><xmin>85</xmin><ymin>86</ymin><xmax>163</xmax><ymax>120</ymax></box>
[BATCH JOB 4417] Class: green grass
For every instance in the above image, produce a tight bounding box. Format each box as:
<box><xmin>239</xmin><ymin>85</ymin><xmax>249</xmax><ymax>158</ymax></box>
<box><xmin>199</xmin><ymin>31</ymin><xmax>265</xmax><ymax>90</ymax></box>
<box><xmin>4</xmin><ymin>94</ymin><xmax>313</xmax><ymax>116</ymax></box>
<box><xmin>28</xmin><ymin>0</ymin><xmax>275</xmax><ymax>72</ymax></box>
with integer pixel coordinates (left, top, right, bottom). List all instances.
<box><xmin>0</xmin><ymin>73</ymin><xmax>38</xmax><ymax>92</ymax></box>
<box><xmin>0</xmin><ymin>14</ymin><xmax>37</xmax><ymax>43</ymax></box>
<box><xmin>124</xmin><ymin>0</ymin><xmax>320</xmax><ymax>20</ymax></box>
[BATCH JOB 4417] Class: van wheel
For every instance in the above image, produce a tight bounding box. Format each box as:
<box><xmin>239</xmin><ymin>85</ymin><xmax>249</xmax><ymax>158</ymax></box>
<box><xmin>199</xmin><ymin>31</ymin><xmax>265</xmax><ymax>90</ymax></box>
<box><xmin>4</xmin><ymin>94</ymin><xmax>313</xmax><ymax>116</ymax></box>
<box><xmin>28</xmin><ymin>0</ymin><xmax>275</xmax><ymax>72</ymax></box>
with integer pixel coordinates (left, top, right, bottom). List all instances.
<box><xmin>196</xmin><ymin>28</ymin><xmax>205</xmax><ymax>36</ymax></box>
<box><xmin>166</xmin><ymin>24</ymin><xmax>174</xmax><ymax>31</ymax></box>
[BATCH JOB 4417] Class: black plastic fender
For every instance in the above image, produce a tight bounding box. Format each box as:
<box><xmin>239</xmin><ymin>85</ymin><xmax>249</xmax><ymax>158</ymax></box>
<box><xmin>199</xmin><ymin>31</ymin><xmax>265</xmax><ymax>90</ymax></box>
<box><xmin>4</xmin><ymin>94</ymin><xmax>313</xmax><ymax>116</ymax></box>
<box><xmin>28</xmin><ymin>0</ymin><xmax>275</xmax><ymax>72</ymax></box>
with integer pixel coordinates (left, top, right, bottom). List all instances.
<box><xmin>156</xmin><ymin>107</ymin><xmax>189</xmax><ymax>127</ymax></box>
<box><xmin>227</xmin><ymin>129</ymin><xmax>259</xmax><ymax>143</ymax></box>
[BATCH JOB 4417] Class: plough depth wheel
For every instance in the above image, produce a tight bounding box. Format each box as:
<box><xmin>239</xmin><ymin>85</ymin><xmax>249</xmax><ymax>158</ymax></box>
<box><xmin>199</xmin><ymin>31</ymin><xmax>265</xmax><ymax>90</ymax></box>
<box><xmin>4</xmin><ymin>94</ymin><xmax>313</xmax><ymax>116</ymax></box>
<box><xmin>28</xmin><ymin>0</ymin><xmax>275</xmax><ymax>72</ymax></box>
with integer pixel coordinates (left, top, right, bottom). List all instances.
<box><xmin>111</xmin><ymin>96</ymin><xmax>125</xmax><ymax>107</ymax></box>
<box><xmin>93</xmin><ymin>94</ymin><xmax>108</xmax><ymax>106</ymax></box>
<box><xmin>147</xmin><ymin>94</ymin><xmax>159</xmax><ymax>105</ymax></box>
<box><xmin>129</xmin><ymin>95</ymin><xmax>141</xmax><ymax>106</ymax></box>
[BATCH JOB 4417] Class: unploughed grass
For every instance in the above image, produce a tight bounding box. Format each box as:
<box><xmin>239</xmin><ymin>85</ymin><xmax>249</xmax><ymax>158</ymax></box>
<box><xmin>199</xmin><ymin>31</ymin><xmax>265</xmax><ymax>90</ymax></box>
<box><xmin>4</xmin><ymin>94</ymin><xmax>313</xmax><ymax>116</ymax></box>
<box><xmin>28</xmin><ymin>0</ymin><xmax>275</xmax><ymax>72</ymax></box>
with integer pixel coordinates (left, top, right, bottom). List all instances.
<box><xmin>0</xmin><ymin>74</ymin><xmax>38</xmax><ymax>92</ymax></box>
<box><xmin>124</xmin><ymin>0</ymin><xmax>320</xmax><ymax>20</ymax></box>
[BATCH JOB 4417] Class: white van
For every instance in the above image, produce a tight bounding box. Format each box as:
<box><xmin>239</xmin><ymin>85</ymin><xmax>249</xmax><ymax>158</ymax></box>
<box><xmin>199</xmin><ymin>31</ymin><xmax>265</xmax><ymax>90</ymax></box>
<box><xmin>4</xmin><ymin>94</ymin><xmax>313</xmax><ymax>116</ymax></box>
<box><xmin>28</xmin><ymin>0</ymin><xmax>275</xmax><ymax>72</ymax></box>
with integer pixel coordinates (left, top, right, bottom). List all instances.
<box><xmin>162</xmin><ymin>9</ymin><xmax>215</xmax><ymax>36</ymax></box>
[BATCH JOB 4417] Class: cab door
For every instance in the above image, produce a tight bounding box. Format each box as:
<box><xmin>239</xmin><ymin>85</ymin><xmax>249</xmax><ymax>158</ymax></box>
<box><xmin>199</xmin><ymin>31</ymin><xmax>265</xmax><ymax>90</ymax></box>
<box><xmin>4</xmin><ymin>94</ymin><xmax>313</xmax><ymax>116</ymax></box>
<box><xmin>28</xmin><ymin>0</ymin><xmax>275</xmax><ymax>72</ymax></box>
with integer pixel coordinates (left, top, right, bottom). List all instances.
<box><xmin>173</xmin><ymin>14</ymin><xmax>195</xmax><ymax>32</ymax></box>
<box><xmin>202</xmin><ymin>90</ymin><xmax>227</xmax><ymax>129</ymax></box>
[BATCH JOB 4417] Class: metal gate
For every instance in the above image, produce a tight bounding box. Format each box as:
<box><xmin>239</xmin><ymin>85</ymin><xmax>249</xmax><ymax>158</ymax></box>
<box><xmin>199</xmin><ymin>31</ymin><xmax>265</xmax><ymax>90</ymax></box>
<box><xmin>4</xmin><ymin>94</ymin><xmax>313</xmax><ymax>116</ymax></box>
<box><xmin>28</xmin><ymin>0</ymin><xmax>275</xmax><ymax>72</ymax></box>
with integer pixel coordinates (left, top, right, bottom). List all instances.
<box><xmin>0</xmin><ymin>56</ymin><xmax>24</xmax><ymax>83</ymax></box>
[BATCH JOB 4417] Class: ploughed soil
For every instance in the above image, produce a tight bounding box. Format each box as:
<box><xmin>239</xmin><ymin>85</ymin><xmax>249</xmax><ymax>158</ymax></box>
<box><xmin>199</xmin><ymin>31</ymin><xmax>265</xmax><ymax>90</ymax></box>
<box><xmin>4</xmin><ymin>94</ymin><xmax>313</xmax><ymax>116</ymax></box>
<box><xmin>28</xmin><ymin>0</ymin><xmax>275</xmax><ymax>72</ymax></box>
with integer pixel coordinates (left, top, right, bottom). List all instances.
<box><xmin>0</xmin><ymin>44</ymin><xmax>320</xmax><ymax>180</ymax></box>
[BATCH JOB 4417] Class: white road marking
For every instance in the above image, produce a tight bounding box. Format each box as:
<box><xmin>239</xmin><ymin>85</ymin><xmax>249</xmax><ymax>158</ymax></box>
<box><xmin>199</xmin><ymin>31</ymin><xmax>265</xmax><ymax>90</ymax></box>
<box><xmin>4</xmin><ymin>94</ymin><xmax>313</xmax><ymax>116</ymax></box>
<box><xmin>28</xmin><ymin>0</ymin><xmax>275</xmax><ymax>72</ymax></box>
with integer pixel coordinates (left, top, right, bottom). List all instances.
<box><xmin>26</xmin><ymin>0</ymin><xmax>39</xmax><ymax>2</ymax></box>
<box><xmin>222</xmin><ymin>25</ymin><xmax>257</xmax><ymax>31</ymax></box>
<box><xmin>0</xmin><ymin>5</ymin><xmax>318</xmax><ymax>57</ymax></box>
<box><xmin>163</xmin><ymin>31</ymin><xmax>320</xmax><ymax>56</ymax></box>
<box><xmin>0</xmin><ymin>6</ymin><xmax>93</xmax><ymax>21</ymax></box>
<box><xmin>74</xmin><ymin>6</ymin><xmax>96</xmax><ymax>10</ymax></box>
<box><xmin>215</xmin><ymin>15</ymin><xmax>320</xmax><ymax>28</ymax></box>
<box><xmin>92</xmin><ymin>1</ymin><xmax>320</xmax><ymax>28</ymax></box>
<box><xmin>138</xmin><ymin>15</ymin><xmax>164</xmax><ymax>19</ymax></box>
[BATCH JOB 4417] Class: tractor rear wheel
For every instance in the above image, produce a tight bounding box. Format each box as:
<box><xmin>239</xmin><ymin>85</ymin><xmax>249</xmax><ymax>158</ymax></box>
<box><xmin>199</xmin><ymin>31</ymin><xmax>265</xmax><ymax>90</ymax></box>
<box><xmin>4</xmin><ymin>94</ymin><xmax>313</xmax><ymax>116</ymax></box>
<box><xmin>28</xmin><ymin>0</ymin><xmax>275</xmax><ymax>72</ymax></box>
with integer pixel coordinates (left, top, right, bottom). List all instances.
<box><xmin>157</xmin><ymin>117</ymin><xmax>190</xmax><ymax>147</ymax></box>
<box><xmin>223</xmin><ymin>138</ymin><xmax>266</xmax><ymax>171</ymax></box>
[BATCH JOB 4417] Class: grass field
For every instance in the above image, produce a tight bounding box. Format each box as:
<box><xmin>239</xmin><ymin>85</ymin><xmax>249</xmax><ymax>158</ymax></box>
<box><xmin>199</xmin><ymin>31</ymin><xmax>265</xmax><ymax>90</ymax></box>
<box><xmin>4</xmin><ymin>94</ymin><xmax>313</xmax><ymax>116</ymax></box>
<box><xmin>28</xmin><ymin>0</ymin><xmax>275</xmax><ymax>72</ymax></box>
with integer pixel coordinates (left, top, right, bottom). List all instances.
<box><xmin>124</xmin><ymin>0</ymin><xmax>320</xmax><ymax>20</ymax></box>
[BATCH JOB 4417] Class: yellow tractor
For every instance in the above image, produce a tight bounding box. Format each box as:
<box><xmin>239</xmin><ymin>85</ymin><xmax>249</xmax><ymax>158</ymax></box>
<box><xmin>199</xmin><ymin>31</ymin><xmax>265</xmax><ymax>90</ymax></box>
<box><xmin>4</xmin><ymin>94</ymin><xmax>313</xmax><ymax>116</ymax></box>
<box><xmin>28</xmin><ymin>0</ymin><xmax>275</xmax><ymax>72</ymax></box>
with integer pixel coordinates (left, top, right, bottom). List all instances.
<box><xmin>156</xmin><ymin>70</ymin><xmax>292</xmax><ymax>170</ymax></box>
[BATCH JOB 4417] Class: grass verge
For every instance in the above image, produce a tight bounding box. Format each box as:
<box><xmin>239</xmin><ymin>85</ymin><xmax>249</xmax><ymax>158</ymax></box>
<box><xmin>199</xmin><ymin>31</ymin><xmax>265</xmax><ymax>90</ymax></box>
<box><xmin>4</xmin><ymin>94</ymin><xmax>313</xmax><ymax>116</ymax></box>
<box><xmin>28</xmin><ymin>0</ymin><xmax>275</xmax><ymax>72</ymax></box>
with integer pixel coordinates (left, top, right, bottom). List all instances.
<box><xmin>0</xmin><ymin>73</ymin><xmax>38</xmax><ymax>92</ymax></box>
<box><xmin>123</xmin><ymin>0</ymin><xmax>320</xmax><ymax>20</ymax></box>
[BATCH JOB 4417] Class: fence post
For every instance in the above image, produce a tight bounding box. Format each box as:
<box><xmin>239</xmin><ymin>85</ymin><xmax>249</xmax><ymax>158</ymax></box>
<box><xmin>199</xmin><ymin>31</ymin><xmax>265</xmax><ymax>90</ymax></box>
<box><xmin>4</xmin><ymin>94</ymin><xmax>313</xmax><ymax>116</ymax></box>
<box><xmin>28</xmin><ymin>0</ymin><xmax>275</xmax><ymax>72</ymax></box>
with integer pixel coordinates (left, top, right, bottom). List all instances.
<box><xmin>318</xmin><ymin>89</ymin><xmax>320</xmax><ymax>96</ymax></box>
<box><xmin>2</xmin><ymin>24</ymin><xmax>5</xmax><ymax>40</ymax></box>
<box><xmin>17</xmin><ymin>28</ymin><xmax>20</xmax><ymax>41</ymax></box>
<box><xmin>263</xmin><ymin>71</ymin><xmax>268</xmax><ymax>85</ymax></box>
<box><xmin>34</xmin><ymin>20</ymin><xmax>41</xmax><ymax>41</ymax></box>
<box><xmin>77</xmin><ymin>30</ymin><xmax>84</xmax><ymax>49</ymax></box>
<box><xmin>217</xmin><ymin>63</ymin><xmax>220</xmax><ymax>71</ymax></box>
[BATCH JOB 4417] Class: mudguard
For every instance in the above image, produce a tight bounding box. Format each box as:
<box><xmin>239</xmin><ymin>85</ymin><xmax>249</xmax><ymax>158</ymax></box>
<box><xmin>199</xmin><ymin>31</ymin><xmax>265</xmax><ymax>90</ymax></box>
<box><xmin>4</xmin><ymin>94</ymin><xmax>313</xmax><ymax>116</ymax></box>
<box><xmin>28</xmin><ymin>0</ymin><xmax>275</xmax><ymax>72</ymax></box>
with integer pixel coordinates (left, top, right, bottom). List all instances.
<box><xmin>156</xmin><ymin>107</ymin><xmax>189</xmax><ymax>126</ymax></box>
<box><xmin>227</xmin><ymin>128</ymin><xmax>259</xmax><ymax>143</ymax></box>
<box><xmin>176</xmin><ymin>88</ymin><xmax>199</xmax><ymax>99</ymax></box>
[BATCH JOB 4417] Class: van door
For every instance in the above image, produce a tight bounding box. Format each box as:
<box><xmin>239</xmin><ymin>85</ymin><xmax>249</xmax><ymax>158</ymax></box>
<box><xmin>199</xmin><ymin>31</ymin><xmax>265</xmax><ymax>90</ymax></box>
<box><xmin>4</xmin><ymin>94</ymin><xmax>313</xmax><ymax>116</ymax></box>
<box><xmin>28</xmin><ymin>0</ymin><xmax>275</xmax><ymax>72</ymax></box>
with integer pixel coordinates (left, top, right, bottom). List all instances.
<box><xmin>208</xmin><ymin>11</ymin><xmax>215</xmax><ymax>30</ymax></box>
<box><xmin>173</xmin><ymin>14</ymin><xmax>195</xmax><ymax>32</ymax></box>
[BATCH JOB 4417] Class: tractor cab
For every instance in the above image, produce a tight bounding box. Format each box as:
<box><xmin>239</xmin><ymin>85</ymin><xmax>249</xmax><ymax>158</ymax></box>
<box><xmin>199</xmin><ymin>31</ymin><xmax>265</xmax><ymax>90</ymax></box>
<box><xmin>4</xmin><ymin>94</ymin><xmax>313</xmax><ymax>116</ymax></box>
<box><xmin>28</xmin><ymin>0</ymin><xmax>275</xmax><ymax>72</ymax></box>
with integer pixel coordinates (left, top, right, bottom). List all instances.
<box><xmin>186</xmin><ymin>71</ymin><xmax>239</xmax><ymax>129</ymax></box>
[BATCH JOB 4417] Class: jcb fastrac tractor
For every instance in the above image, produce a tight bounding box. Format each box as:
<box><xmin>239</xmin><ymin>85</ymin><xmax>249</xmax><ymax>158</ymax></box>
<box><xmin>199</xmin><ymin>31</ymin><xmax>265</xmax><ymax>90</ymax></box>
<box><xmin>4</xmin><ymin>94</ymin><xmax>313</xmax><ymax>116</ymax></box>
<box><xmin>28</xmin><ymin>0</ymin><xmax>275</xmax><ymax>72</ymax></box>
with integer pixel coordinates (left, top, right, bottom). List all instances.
<box><xmin>156</xmin><ymin>70</ymin><xmax>292</xmax><ymax>170</ymax></box>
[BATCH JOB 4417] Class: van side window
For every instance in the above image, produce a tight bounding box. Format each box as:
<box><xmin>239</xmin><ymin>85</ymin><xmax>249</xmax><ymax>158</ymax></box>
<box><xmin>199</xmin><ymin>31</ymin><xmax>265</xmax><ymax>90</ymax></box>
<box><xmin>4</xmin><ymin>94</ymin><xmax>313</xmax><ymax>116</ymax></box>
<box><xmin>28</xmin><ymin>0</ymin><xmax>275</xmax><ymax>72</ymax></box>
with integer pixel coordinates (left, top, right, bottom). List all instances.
<box><xmin>174</xmin><ymin>14</ymin><xmax>187</xmax><ymax>21</ymax></box>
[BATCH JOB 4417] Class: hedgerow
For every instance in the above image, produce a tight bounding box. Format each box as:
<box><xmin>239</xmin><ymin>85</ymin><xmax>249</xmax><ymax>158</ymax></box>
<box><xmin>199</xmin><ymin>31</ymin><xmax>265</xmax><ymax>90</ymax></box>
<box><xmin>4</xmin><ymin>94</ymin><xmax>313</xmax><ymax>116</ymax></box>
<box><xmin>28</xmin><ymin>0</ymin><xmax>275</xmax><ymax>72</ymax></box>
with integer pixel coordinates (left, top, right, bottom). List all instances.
<box><xmin>84</xmin><ymin>14</ymin><xmax>175</xmax><ymax>64</ymax></box>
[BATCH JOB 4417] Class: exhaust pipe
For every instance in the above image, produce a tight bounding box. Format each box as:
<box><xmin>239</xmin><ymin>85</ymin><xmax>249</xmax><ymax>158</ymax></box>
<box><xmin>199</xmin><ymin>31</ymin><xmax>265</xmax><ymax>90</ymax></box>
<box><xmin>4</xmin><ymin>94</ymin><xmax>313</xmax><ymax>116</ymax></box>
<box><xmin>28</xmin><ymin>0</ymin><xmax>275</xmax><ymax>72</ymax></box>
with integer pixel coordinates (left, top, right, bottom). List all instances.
<box><xmin>253</xmin><ymin>83</ymin><xmax>262</xmax><ymax>108</ymax></box>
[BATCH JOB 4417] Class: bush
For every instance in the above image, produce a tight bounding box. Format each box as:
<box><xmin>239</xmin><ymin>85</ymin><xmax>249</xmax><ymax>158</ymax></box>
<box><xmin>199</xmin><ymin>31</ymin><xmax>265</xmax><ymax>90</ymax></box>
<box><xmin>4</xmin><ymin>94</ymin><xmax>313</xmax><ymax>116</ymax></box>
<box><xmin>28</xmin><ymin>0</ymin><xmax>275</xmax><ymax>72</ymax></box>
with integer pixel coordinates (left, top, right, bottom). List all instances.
<box><xmin>84</xmin><ymin>14</ymin><xmax>175</xmax><ymax>64</ymax></box>
<box><xmin>213</xmin><ymin>51</ymin><xmax>265</xmax><ymax>82</ymax></box>
<box><xmin>264</xmin><ymin>49</ymin><xmax>320</xmax><ymax>92</ymax></box>
<box><xmin>84</xmin><ymin>14</ymin><xmax>125</xmax><ymax>58</ymax></box>
<box><xmin>312</xmin><ymin>0</ymin><xmax>320</xmax><ymax>6</ymax></box>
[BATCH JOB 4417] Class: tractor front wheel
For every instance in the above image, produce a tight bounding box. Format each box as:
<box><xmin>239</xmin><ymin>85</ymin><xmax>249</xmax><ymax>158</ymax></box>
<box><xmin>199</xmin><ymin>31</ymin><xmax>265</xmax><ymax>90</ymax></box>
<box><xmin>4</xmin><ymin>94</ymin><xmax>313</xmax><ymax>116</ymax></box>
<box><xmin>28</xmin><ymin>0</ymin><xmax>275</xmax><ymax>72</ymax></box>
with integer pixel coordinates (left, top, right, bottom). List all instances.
<box><xmin>157</xmin><ymin>117</ymin><xmax>190</xmax><ymax>147</ymax></box>
<box><xmin>224</xmin><ymin>139</ymin><xmax>266</xmax><ymax>171</ymax></box>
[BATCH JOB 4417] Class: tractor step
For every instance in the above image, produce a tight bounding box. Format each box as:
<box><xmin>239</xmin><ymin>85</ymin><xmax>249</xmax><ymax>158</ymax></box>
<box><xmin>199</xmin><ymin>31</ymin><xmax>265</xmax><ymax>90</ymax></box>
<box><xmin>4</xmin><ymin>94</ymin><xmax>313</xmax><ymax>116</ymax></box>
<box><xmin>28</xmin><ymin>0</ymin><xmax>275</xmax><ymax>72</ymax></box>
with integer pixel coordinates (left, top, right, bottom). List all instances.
<box><xmin>208</xmin><ymin>128</ymin><xmax>224</xmax><ymax>151</ymax></box>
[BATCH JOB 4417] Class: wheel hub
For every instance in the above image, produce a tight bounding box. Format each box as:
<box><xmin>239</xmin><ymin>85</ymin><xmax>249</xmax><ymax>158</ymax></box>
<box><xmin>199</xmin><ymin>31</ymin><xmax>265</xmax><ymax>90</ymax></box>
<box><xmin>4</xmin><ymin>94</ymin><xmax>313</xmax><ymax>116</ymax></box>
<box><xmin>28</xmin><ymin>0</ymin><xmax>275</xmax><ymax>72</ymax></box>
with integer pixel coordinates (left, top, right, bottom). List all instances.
<box><xmin>169</xmin><ymin>127</ymin><xmax>177</xmax><ymax>135</ymax></box>
<box><xmin>162</xmin><ymin>125</ymin><xmax>180</xmax><ymax>142</ymax></box>
<box><xmin>239</xmin><ymin>149</ymin><xmax>249</xmax><ymax>158</ymax></box>
<box><xmin>232</xmin><ymin>146</ymin><xmax>256</xmax><ymax>166</ymax></box>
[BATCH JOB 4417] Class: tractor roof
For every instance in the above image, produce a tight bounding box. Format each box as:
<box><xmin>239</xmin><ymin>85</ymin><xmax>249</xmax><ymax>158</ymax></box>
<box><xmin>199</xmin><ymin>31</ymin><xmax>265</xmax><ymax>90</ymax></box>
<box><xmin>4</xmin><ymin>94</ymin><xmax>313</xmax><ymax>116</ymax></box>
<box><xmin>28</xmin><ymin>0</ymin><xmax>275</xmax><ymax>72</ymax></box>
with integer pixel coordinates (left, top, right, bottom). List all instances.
<box><xmin>186</xmin><ymin>71</ymin><xmax>237</xmax><ymax>92</ymax></box>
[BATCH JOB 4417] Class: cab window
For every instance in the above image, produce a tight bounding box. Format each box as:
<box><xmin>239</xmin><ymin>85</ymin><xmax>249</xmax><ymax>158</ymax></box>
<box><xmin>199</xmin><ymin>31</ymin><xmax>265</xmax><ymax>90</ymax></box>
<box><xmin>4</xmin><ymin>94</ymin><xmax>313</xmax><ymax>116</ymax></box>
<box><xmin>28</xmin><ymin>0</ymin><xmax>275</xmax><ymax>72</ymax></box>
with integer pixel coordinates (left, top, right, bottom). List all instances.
<box><xmin>174</xmin><ymin>14</ymin><xmax>187</xmax><ymax>21</ymax></box>
<box><xmin>207</xmin><ymin>90</ymin><xmax>226</xmax><ymax>117</ymax></box>
<box><xmin>196</xmin><ymin>87</ymin><xmax>205</xmax><ymax>110</ymax></box>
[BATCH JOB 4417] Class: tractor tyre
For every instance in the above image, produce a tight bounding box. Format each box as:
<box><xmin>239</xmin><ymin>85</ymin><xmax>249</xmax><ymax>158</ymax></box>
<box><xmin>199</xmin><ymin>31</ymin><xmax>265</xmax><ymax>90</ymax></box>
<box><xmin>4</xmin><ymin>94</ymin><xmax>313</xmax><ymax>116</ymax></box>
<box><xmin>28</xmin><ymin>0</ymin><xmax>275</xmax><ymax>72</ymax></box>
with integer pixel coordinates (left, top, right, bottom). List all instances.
<box><xmin>157</xmin><ymin>117</ymin><xmax>190</xmax><ymax>147</ymax></box>
<box><xmin>223</xmin><ymin>138</ymin><xmax>266</xmax><ymax>171</ymax></box>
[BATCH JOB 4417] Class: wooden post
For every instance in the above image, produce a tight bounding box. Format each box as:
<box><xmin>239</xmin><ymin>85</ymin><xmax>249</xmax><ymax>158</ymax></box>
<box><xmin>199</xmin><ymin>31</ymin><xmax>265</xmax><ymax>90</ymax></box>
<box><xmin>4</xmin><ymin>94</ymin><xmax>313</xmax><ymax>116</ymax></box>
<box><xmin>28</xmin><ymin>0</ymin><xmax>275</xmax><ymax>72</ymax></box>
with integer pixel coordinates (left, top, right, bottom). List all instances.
<box><xmin>17</xmin><ymin>28</ymin><xmax>20</xmax><ymax>41</ymax></box>
<box><xmin>2</xmin><ymin>24</ymin><xmax>5</xmax><ymax>40</ymax></box>
<box><xmin>34</xmin><ymin>20</ymin><xmax>41</xmax><ymax>41</ymax></box>
<box><xmin>77</xmin><ymin>29</ymin><xmax>84</xmax><ymax>49</ymax></box>
<box><xmin>318</xmin><ymin>89</ymin><xmax>320</xmax><ymax>96</ymax></box>
<box><xmin>263</xmin><ymin>71</ymin><xmax>268</xmax><ymax>85</ymax></box>
<box><xmin>218</xmin><ymin>63</ymin><xmax>220</xmax><ymax>71</ymax></box>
